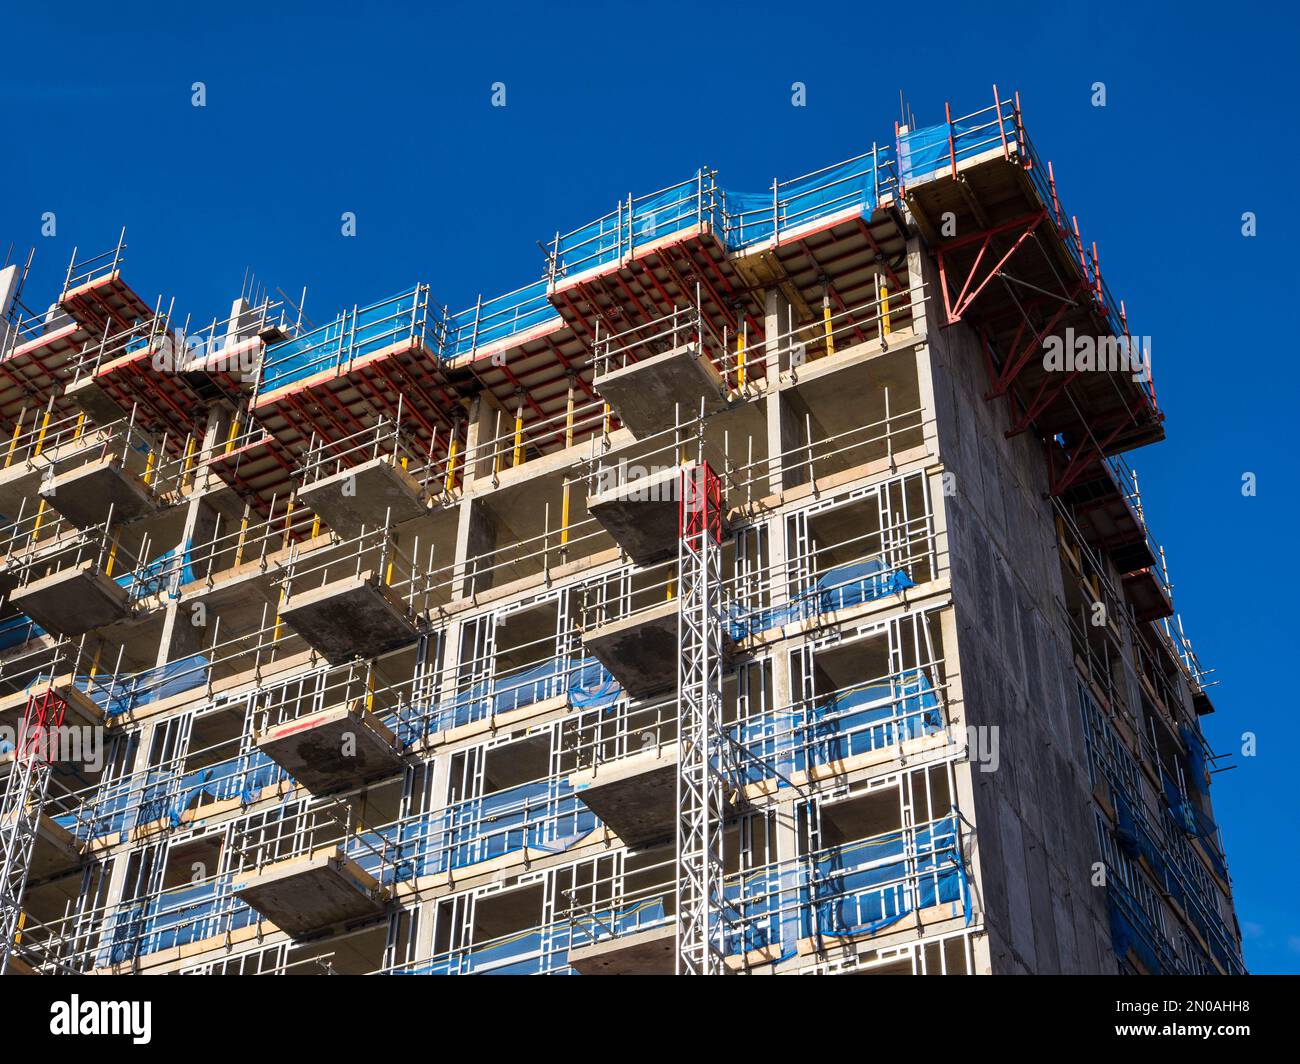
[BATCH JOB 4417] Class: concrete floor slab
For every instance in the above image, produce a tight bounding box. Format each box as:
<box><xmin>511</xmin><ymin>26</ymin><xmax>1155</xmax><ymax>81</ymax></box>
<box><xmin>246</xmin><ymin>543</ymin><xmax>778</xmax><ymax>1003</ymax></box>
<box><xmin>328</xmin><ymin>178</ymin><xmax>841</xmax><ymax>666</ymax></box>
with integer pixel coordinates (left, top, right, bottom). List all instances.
<box><xmin>594</xmin><ymin>342</ymin><xmax>727</xmax><ymax>438</ymax></box>
<box><xmin>10</xmin><ymin>561</ymin><xmax>131</xmax><ymax>636</ymax></box>
<box><xmin>297</xmin><ymin>457</ymin><xmax>429</xmax><ymax>538</ymax></box>
<box><xmin>571</xmin><ymin>750</ymin><xmax>677</xmax><ymax>848</ymax></box>
<box><xmin>587</xmin><ymin>464</ymin><xmax>681</xmax><ymax>566</ymax></box>
<box><xmin>233</xmin><ymin>847</ymin><xmax>388</xmax><ymax>938</ymax></box>
<box><xmin>256</xmin><ymin>704</ymin><xmax>403</xmax><ymax>795</ymax></box>
<box><xmin>45</xmin><ymin>457</ymin><xmax>159</xmax><ymax>528</ymax></box>
<box><xmin>581</xmin><ymin>599</ymin><xmax>679</xmax><ymax>698</ymax></box>
<box><xmin>280</xmin><ymin>570</ymin><xmax>420</xmax><ymax>663</ymax></box>
<box><xmin>567</xmin><ymin>922</ymin><xmax>676</xmax><ymax>975</ymax></box>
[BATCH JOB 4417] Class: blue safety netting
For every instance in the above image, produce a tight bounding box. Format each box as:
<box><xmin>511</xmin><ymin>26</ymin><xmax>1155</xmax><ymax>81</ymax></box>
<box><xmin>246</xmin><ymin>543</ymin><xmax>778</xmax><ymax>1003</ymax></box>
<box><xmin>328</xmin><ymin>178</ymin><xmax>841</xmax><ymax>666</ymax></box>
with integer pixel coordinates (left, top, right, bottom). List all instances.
<box><xmin>806</xmin><ymin>815</ymin><xmax>969</xmax><ymax>939</ymax></box>
<box><xmin>732</xmin><ymin>669</ymin><xmax>942</xmax><ymax>787</ymax></box>
<box><xmin>1106</xmin><ymin>890</ymin><xmax>1169</xmax><ymax>975</ymax></box>
<box><xmin>260</xmin><ymin>286</ymin><xmax>423</xmax><ymax>394</ymax></box>
<box><xmin>394</xmin><ymin>656</ymin><xmax>622</xmax><ymax>744</ymax></box>
<box><xmin>729</xmin><ymin>559</ymin><xmax>915</xmax><ymax>640</ymax></box>
<box><xmin>86</xmin><ymin>652</ymin><xmax>211</xmax><ymax>718</ymax></box>
<box><xmin>117</xmin><ymin>543</ymin><xmax>198</xmax><ymax>601</ymax></box>
<box><xmin>0</xmin><ymin>611</ymin><xmax>44</xmax><ymax>651</ymax></box>
<box><xmin>723</xmin><ymin>155</ymin><xmax>879</xmax><ymax>251</ymax></box>
<box><xmin>106</xmin><ymin>878</ymin><xmax>257</xmax><ymax>964</ymax></box>
<box><xmin>1178</xmin><ymin>723</ymin><xmax>1210</xmax><ymax>796</ymax></box>
<box><xmin>360</xmin><ymin>778</ymin><xmax>597</xmax><ymax>884</ymax></box>
<box><xmin>444</xmin><ymin>280</ymin><xmax>559</xmax><ymax>359</ymax></box>
<box><xmin>897</xmin><ymin>119</ymin><xmax>978</xmax><ymax>184</ymax></box>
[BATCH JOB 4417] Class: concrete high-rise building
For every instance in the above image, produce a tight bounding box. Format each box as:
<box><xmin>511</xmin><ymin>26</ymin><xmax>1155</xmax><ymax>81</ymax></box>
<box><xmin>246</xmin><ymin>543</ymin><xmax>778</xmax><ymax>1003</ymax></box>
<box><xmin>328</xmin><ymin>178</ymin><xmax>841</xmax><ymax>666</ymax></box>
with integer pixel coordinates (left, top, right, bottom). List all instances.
<box><xmin>0</xmin><ymin>90</ymin><xmax>1243</xmax><ymax>976</ymax></box>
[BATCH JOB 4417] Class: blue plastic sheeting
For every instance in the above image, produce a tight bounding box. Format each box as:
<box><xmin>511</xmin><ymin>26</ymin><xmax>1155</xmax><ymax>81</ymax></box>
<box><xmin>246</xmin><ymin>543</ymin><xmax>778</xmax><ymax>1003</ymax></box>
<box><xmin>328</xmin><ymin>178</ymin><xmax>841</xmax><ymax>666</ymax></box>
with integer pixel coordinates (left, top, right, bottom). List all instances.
<box><xmin>136</xmin><ymin>750</ymin><xmax>285</xmax><ymax>829</ymax></box>
<box><xmin>371</xmin><ymin>779</ymin><xmax>596</xmax><ymax>883</ymax></box>
<box><xmin>1106</xmin><ymin>890</ymin><xmax>1166</xmax><ymax>975</ymax></box>
<box><xmin>88</xmin><ymin>653</ymin><xmax>210</xmax><ymax>718</ymax></box>
<box><xmin>0</xmin><ymin>611</ymin><xmax>44</xmax><ymax>651</ymax></box>
<box><xmin>804</xmin><ymin>670</ymin><xmax>941</xmax><ymax>766</ymax></box>
<box><xmin>117</xmin><ymin>543</ymin><xmax>197</xmax><ymax>601</ymax></box>
<box><xmin>1178</xmin><ymin>723</ymin><xmax>1210</xmax><ymax>796</ymax></box>
<box><xmin>1160</xmin><ymin>771</ymin><xmax>1217</xmax><ymax>842</ymax></box>
<box><xmin>394</xmin><ymin>656</ymin><xmax>622</xmax><ymax>743</ymax></box>
<box><xmin>444</xmin><ymin>280</ymin><xmax>560</xmax><ymax>358</ymax></box>
<box><xmin>260</xmin><ymin>286</ymin><xmax>422</xmax><ymax>394</ymax></box>
<box><xmin>897</xmin><ymin>120</ymin><xmax>978</xmax><ymax>184</ymax></box>
<box><xmin>552</xmin><ymin>176</ymin><xmax>717</xmax><ymax>278</ymax></box>
<box><xmin>806</xmin><ymin>815</ymin><xmax>969</xmax><ymax>939</ymax></box>
<box><xmin>729</xmin><ymin>559</ymin><xmax>915</xmax><ymax>640</ymax></box>
<box><xmin>732</xmin><ymin>670</ymin><xmax>941</xmax><ymax>788</ymax></box>
<box><xmin>107</xmin><ymin>879</ymin><xmax>257</xmax><ymax>964</ymax></box>
<box><xmin>723</xmin><ymin>156</ymin><xmax>878</xmax><ymax>251</ymax></box>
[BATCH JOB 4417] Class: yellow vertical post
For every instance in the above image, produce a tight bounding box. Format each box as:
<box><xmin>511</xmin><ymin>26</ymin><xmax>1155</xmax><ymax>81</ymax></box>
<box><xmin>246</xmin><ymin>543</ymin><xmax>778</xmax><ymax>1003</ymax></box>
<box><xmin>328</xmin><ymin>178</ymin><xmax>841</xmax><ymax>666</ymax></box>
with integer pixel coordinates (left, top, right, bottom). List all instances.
<box><xmin>282</xmin><ymin>501</ymin><xmax>294</xmax><ymax>550</ymax></box>
<box><xmin>73</xmin><ymin>412</ymin><xmax>86</xmax><ymax>440</ymax></box>
<box><xmin>143</xmin><ymin>450</ymin><xmax>156</xmax><ymax>487</ymax></box>
<box><xmin>182</xmin><ymin>434</ymin><xmax>197</xmax><ymax>490</ymax></box>
<box><xmin>385</xmin><ymin>535</ymin><xmax>396</xmax><ymax>586</ymax></box>
<box><xmin>104</xmin><ymin>539</ymin><xmax>119</xmax><ymax>578</ymax></box>
<box><xmin>33</xmin><ymin>408</ymin><xmax>51</xmax><ymax>458</ymax></box>
<box><xmin>225</xmin><ymin>411</ymin><xmax>242</xmax><ymax>455</ymax></box>
<box><xmin>822</xmin><ymin>291</ymin><xmax>835</xmax><ymax>359</ymax></box>
<box><xmin>310</xmin><ymin>514</ymin><xmax>321</xmax><ymax>539</ymax></box>
<box><xmin>736</xmin><ymin>321</ymin><xmax>747</xmax><ymax>389</ymax></box>
<box><xmin>234</xmin><ymin>503</ymin><xmax>250</xmax><ymax>566</ymax></box>
<box><xmin>5</xmin><ymin>406</ymin><xmax>27</xmax><ymax>469</ymax></box>
<box><xmin>512</xmin><ymin>402</ymin><xmax>525</xmax><ymax>468</ymax></box>
<box><xmin>32</xmin><ymin>498</ymin><xmax>47</xmax><ymax>542</ymax></box>
<box><xmin>365</xmin><ymin>667</ymin><xmax>376</xmax><ymax>714</ymax></box>
<box><xmin>445</xmin><ymin>424</ymin><xmax>460</xmax><ymax>494</ymax></box>
<box><xmin>879</xmin><ymin>280</ymin><xmax>891</xmax><ymax>338</ymax></box>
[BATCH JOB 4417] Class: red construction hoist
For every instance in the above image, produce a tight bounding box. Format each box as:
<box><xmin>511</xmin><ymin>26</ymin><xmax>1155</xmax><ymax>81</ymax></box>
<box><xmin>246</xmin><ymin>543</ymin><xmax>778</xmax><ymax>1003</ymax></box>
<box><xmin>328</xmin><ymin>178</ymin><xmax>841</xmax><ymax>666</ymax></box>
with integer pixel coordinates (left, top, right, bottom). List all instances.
<box><xmin>675</xmin><ymin>459</ymin><xmax>727</xmax><ymax>974</ymax></box>
<box><xmin>0</xmin><ymin>688</ymin><xmax>69</xmax><ymax>974</ymax></box>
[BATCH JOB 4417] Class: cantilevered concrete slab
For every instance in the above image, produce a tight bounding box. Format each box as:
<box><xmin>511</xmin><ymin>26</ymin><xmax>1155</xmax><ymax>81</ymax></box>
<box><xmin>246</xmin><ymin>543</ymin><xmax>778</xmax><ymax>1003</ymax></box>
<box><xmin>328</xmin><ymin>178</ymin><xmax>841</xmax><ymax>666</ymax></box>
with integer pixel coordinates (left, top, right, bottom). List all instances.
<box><xmin>587</xmin><ymin>464</ymin><xmax>681</xmax><ymax>566</ymax></box>
<box><xmin>593</xmin><ymin>342</ymin><xmax>728</xmax><ymax>439</ymax></box>
<box><xmin>256</xmin><ymin>704</ymin><xmax>403</xmax><ymax>796</ymax></box>
<box><xmin>581</xmin><ymin>599</ymin><xmax>679</xmax><ymax>698</ymax></box>
<box><xmin>280</xmin><ymin>570</ymin><xmax>420</xmax><ymax>663</ymax></box>
<box><xmin>571</xmin><ymin>747</ymin><xmax>741</xmax><ymax>849</ymax></box>
<box><xmin>571</xmin><ymin>750</ymin><xmax>678</xmax><ymax>848</ymax></box>
<box><xmin>233</xmin><ymin>846</ymin><xmax>389</xmax><ymax>938</ymax></box>
<box><xmin>10</xmin><ymin>561</ymin><xmax>131</xmax><ymax>636</ymax></box>
<box><xmin>567</xmin><ymin>923</ymin><xmax>676</xmax><ymax>975</ymax></box>
<box><xmin>64</xmin><ymin>374</ymin><xmax>128</xmax><ymax>426</ymax></box>
<box><xmin>297</xmin><ymin>457</ymin><xmax>429</xmax><ymax>538</ymax></box>
<box><xmin>44</xmin><ymin>456</ymin><xmax>159</xmax><ymax>528</ymax></box>
<box><xmin>0</xmin><ymin>811</ymin><xmax>82</xmax><ymax>882</ymax></box>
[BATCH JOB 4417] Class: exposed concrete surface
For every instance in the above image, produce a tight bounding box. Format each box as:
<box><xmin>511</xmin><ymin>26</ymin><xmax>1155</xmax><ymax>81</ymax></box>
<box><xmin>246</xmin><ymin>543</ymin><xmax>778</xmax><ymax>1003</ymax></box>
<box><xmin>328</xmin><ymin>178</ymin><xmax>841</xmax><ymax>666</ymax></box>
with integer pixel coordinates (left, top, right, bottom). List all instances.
<box><xmin>46</xmin><ymin>457</ymin><xmax>158</xmax><ymax>527</ymax></box>
<box><xmin>571</xmin><ymin>751</ymin><xmax>677</xmax><ymax>848</ymax></box>
<box><xmin>567</xmin><ymin>923</ymin><xmax>676</xmax><ymax>974</ymax></box>
<box><xmin>233</xmin><ymin>847</ymin><xmax>388</xmax><ymax>937</ymax></box>
<box><xmin>280</xmin><ymin>570</ymin><xmax>419</xmax><ymax>663</ymax></box>
<box><xmin>921</xmin><ymin>248</ymin><xmax>1112</xmax><ymax>974</ymax></box>
<box><xmin>297</xmin><ymin>457</ymin><xmax>428</xmax><ymax>538</ymax></box>
<box><xmin>11</xmin><ymin>561</ymin><xmax>131</xmax><ymax>635</ymax></box>
<box><xmin>594</xmin><ymin>342</ymin><xmax>727</xmax><ymax>438</ymax></box>
<box><xmin>587</xmin><ymin>464</ymin><xmax>681</xmax><ymax>565</ymax></box>
<box><xmin>581</xmin><ymin>599</ymin><xmax>679</xmax><ymax>698</ymax></box>
<box><xmin>257</xmin><ymin>705</ymin><xmax>402</xmax><ymax>795</ymax></box>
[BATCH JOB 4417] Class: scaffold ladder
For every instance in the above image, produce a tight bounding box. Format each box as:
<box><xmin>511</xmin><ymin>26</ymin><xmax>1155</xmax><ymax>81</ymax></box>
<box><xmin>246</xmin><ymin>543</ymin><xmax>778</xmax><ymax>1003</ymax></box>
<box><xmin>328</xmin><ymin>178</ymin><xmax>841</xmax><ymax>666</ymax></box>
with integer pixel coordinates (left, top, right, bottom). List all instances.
<box><xmin>676</xmin><ymin>460</ymin><xmax>726</xmax><ymax>974</ymax></box>
<box><xmin>0</xmin><ymin>688</ymin><xmax>68</xmax><ymax>974</ymax></box>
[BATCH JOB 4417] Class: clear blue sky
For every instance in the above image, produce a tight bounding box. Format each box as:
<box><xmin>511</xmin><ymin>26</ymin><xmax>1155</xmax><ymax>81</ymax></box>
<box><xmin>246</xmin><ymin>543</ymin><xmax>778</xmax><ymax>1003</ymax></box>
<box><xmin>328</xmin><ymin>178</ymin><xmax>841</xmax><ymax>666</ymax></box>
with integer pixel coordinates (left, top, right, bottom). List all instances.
<box><xmin>3</xmin><ymin>0</ymin><xmax>1296</xmax><ymax>972</ymax></box>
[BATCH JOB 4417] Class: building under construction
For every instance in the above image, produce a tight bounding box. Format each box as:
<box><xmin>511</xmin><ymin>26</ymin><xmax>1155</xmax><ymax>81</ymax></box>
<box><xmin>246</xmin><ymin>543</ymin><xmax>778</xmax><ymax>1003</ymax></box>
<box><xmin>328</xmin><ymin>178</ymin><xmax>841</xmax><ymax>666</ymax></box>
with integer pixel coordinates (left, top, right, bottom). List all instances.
<box><xmin>0</xmin><ymin>90</ymin><xmax>1244</xmax><ymax>976</ymax></box>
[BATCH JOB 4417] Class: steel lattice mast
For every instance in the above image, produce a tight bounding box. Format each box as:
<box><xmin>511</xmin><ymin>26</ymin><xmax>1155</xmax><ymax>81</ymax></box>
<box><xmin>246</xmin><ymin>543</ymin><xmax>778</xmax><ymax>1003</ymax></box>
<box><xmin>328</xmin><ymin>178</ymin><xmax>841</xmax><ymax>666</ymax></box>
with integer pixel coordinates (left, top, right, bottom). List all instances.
<box><xmin>0</xmin><ymin>689</ymin><xmax>67</xmax><ymax>975</ymax></box>
<box><xmin>675</xmin><ymin>460</ymin><xmax>726</xmax><ymax>974</ymax></box>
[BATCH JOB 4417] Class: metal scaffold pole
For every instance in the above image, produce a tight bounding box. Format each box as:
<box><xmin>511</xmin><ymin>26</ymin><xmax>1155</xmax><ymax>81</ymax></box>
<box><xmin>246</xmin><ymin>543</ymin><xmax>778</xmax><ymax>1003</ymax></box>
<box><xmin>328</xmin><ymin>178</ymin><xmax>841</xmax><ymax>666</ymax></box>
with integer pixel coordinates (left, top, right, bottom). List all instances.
<box><xmin>675</xmin><ymin>452</ymin><xmax>726</xmax><ymax>975</ymax></box>
<box><xmin>0</xmin><ymin>688</ymin><xmax>68</xmax><ymax>974</ymax></box>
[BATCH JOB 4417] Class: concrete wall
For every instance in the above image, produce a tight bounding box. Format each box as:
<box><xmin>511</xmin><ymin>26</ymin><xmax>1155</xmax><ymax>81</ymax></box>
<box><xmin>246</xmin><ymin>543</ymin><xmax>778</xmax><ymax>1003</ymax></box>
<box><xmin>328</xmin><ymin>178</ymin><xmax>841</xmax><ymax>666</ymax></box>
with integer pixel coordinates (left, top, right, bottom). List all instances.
<box><xmin>917</xmin><ymin>246</ymin><xmax>1113</xmax><ymax>974</ymax></box>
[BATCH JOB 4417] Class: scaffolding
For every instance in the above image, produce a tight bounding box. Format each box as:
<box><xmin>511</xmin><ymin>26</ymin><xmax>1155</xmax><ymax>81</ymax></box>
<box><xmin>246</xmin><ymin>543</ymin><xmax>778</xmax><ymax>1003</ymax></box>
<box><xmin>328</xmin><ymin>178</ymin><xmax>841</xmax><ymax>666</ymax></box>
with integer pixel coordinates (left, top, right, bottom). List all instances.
<box><xmin>0</xmin><ymin>87</ymin><xmax>1244</xmax><ymax>978</ymax></box>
